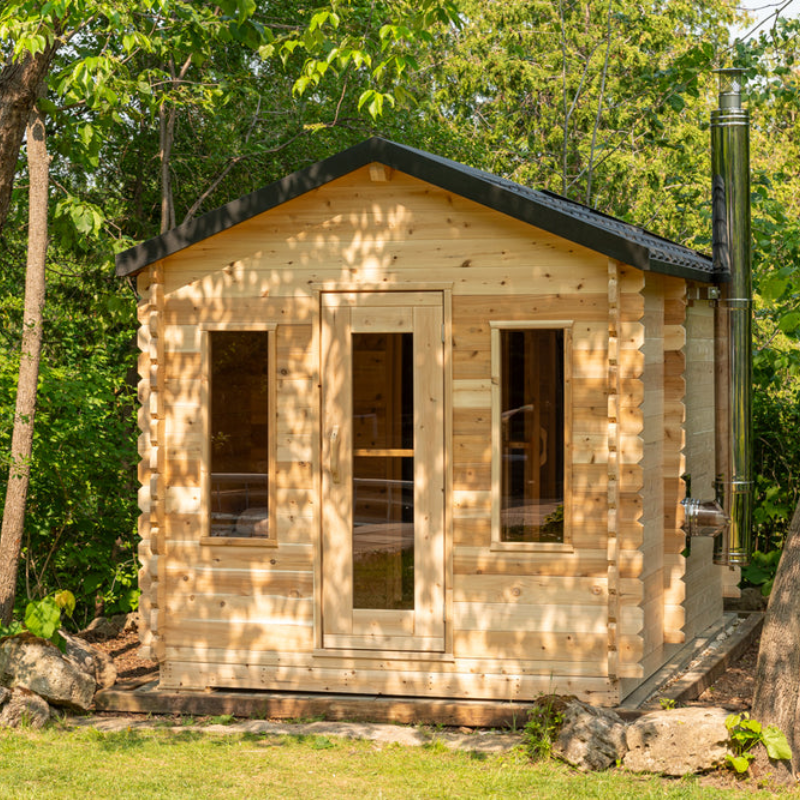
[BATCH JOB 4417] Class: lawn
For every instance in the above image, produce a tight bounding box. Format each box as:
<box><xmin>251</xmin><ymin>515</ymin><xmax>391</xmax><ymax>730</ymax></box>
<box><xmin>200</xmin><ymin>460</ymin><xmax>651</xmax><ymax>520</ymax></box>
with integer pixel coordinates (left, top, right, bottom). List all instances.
<box><xmin>0</xmin><ymin>724</ymin><xmax>788</xmax><ymax>799</ymax></box>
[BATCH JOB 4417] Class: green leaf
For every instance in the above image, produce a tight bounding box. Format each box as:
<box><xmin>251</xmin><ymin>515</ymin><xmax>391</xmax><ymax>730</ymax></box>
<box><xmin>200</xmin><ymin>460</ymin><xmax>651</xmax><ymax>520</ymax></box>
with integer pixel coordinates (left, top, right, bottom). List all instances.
<box><xmin>779</xmin><ymin>311</ymin><xmax>800</xmax><ymax>335</ymax></box>
<box><xmin>726</xmin><ymin>713</ymin><xmax>741</xmax><ymax>731</ymax></box>
<box><xmin>0</xmin><ymin>621</ymin><xmax>23</xmax><ymax>640</ymax></box>
<box><xmin>759</xmin><ymin>272</ymin><xmax>789</xmax><ymax>302</ymax></box>
<box><xmin>740</xmin><ymin>718</ymin><xmax>762</xmax><ymax>735</ymax></box>
<box><xmin>54</xmin><ymin>590</ymin><xmax>76</xmax><ymax>618</ymax></box>
<box><xmin>24</xmin><ymin>596</ymin><xmax>62</xmax><ymax>641</ymax></box>
<box><xmin>237</xmin><ymin>0</ymin><xmax>256</xmax><ymax>24</ymax></box>
<box><xmin>726</xmin><ymin>754</ymin><xmax>751</xmax><ymax>774</ymax></box>
<box><xmin>742</xmin><ymin>565</ymin><xmax>771</xmax><ymax>585</ymax></box>
<box><xmin>763</xmin><ymin>726</ymin><xmax>792</xmax><ymax>761</ymax></box>
<box><xmin>666</xmin><ymin>94</ymin><xmax>685</xmax><ymax>112</ymax></box>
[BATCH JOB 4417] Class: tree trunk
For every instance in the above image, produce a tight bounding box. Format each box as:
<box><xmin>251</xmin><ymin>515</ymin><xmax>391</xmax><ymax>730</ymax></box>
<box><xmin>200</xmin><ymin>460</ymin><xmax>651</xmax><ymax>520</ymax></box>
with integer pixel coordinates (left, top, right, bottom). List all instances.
<box><xmin>751</xmin><ymin>497</ymin><xmax>800</xmax><ymax>780</ymax></box>
<box><xmin>0</xmin><ymin>102</ymin><xmax>49</xmax><ymax>626</ymax></box>
<box><xmin>0</xmin><ymin>45</ymin><xmax>58</xmax><ymax>238</ymax></box>
<box><xmin>159</xmin><ymin>101</ymin><xmax>176</xmax><ymax>234</ymax></box>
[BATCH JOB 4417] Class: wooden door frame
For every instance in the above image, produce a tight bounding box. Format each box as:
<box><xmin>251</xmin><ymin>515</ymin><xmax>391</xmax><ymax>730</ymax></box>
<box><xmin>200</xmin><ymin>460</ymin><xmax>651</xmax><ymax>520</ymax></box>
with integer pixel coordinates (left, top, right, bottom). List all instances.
<box><xmin>313</xmin><ymin>285</ymin><xmax>453</xmax><ymax>658</ymax></box>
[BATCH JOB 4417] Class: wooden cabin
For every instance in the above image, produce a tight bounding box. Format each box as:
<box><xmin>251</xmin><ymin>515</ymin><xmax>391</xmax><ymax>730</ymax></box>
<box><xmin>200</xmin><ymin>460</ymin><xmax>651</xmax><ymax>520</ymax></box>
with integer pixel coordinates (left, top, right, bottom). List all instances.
<box><xmin>116</xmin><ymin>138</ymin><xmax>737</xmax><ymax>707</ymax></box>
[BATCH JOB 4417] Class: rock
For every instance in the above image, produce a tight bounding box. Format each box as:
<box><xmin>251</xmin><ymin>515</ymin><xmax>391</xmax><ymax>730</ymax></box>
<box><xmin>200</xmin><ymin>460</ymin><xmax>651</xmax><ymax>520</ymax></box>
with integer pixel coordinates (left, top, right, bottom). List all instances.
<box><xmin>552</xmin><ymin>700</ymin><xmax>628</xmax><ymax>771</ymax></box>
<box><xmin>0</xmin><ymin>633</ymin><xmax>96</xmax><ymax>712</ymax></box>
<box><xmin>61</xmin><ymin>630</ymin><xmax>117</xmax><ymax>690</ymax></box>
<box><xmin>81</xmin><ymin>613</ymin><xmax>129</xmax><ymax>640</ymax></box>
<box><xmin>624</xmin><ymin>707</ymin><xmax>730</xmax><ymax>775</ymax></box>
<box><xmin>0</xmin><ymin>686</ymin><xmax>10</xmax><ymax>707</ymax></box>
<box><xmin>724</xmin><ymin>587</ymin><xmax>767</xmax><ymax>612</ymax></box>
<box><xmin>0</xmin><ymin>687</ymin><xmax>51</xmax><ymax>729</ymax></box>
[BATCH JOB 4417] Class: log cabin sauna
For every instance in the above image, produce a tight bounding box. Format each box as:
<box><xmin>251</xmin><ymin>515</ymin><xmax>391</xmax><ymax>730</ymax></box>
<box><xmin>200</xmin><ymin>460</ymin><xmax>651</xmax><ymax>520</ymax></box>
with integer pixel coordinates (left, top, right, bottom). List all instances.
<box><xmin>117</xmin><ymin>84</ymin><xmax>750</xmax><ymax>708</ymax></box>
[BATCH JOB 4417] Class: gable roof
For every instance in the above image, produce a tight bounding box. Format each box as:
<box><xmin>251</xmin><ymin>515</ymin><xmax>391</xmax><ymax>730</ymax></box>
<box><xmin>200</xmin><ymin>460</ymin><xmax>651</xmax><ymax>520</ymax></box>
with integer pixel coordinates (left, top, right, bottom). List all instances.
<box><xmin>115</xmin><ymin>137</ymin><xmax>719</xmax><ymax>282</ymax></box>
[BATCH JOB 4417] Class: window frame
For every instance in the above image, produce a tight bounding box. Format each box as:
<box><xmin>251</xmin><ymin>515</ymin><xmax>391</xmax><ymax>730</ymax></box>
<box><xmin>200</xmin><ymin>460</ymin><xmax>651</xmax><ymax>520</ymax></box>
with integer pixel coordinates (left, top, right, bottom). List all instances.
<box><xmin>199</xmin><ymin>322</ymin><xmax>278</xmax><ymax>547</ymax></box>
<box><xmin>489</xmin><ymin>320</ymin><xmax>574</xmax><ymax>553</ymax></box>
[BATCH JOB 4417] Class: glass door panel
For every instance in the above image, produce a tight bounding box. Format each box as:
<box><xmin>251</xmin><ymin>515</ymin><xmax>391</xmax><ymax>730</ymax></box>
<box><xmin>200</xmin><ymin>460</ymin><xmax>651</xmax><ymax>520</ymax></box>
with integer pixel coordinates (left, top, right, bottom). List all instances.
<box><xmin>352</xmin><ymin>456</ymin><xmax>414</xmax><ymax>610</ymax></box>
<box><xmin>321</xmin><ymin>293</ymin><xmax>444</xmax><ymax>652</ymax></box>
<box><xmin>351</xmin><ymin>332</ymin><xmax>415</xmax><ymax>611</ymax></box>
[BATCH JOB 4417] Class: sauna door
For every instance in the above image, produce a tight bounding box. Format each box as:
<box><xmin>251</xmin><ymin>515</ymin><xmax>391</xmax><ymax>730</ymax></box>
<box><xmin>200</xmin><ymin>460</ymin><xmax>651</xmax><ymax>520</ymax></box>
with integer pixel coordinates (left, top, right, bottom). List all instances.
<box><xmin>321</xmin><ymin>292</ymin><xmax>445</xmax><ymax>652</ymax></box>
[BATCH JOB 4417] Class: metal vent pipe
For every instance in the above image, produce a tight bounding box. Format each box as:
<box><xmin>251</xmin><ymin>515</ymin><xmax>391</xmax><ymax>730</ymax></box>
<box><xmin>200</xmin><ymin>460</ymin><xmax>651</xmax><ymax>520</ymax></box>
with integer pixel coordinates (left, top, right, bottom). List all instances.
<box><xmin>711</xmin><ymin>68</ymin><xmax>752</xmax><ymax>567</ymax></box>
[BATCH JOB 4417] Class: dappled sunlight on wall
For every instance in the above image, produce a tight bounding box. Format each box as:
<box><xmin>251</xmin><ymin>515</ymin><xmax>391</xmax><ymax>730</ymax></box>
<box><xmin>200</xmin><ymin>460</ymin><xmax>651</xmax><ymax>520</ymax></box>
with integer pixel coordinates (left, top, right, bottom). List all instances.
<box><xmin>137</xmin><ymin>161</ymin><xmax>682</xmax><ymax>705</ymax></box>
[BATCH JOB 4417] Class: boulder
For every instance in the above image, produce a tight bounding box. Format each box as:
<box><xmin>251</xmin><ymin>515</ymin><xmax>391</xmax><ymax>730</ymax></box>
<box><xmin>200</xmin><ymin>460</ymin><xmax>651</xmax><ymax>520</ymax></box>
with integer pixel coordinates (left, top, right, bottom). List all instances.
<box><xmin>0</xmin><ymin>686</ymin><xmax>51</xmax><ymax>729</ymax></box>
<box><xmin>724</xmin><ymin>587</ymin><xmax>767</xmax><ymax>612</ymax></box>
<box><xmin>61</xmin><ymin>630</ymin><xmax>117</xmax><ymax>690</ymax></box>
<box><xmin>80</xmin><ymin>613</ymin><xmax>129</xmax><ymax>640</ymax></box>
<box><xmin>624</xmin><ymin>707</ymin><xmax>730</xmax><ymax>775</ymax></box>
<box><xmin>552</xmin><ymin>700</ymin><xmax>628</xmax><ymax>771</ymax></box>
<box><xmin>0</xmin><ymin>633</ymin><xmax>96</xmax><ymax>712</ymax></box>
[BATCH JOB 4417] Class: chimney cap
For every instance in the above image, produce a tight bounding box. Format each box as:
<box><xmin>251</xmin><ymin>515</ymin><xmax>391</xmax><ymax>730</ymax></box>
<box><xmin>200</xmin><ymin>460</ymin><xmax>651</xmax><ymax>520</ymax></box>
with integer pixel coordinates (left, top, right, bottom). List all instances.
<box><xmin>714</xmin><ymin>67</ymin><xmax>746</xmax><ymax>110</ymax></box>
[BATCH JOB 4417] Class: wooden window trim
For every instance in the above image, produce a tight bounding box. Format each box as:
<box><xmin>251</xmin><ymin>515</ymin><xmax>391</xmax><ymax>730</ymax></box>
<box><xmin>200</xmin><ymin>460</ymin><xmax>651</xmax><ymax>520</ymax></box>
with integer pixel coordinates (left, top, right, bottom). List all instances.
<box><xmin>199</xmin><ymin>323</ymin><xmax>278</xmax><ymax>547</ymax></box>
<box><xmin>489</xmin><ymin>320</ymin><xmax>574</xmax><ymax>553</ymax></box>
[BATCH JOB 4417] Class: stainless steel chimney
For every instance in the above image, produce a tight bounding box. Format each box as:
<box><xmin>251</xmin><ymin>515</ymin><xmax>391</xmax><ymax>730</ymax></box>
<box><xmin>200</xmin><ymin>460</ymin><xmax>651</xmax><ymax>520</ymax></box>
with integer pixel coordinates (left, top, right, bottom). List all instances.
<box><xmin>711</xmin><ymin>68</ymin><xmax>752</xmax><ymax>567</ymax></box>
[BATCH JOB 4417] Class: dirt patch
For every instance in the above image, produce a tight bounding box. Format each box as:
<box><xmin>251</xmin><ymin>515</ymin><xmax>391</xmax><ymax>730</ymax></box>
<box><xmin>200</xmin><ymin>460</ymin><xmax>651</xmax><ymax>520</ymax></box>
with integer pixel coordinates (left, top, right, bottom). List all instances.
<box><xmin>693</xmin><ymin>635</ymin><xmax>760</xmax><ymax>712</ymax></box>
<box><xmin>81</xmin><ymin>624</ymin><xmax>158</xmax><ymax>683</ymax></box>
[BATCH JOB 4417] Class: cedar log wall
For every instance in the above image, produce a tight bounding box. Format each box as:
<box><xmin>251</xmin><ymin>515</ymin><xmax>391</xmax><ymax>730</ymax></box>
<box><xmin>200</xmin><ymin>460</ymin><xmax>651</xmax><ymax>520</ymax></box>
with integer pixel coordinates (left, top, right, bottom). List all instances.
<box><xmin>134</xmin><ymin>165</ymin><xmax>727</xmax><ymax>705</ymax></box>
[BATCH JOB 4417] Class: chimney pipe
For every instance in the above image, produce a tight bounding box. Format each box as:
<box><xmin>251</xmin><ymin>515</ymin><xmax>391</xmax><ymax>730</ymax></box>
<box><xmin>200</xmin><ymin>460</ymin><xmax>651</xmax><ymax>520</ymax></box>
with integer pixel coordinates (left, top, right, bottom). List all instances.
<box><xmin>711</xmin><ymin>68</ymin><xmax>752</xmax><ymax>567</ymax></box>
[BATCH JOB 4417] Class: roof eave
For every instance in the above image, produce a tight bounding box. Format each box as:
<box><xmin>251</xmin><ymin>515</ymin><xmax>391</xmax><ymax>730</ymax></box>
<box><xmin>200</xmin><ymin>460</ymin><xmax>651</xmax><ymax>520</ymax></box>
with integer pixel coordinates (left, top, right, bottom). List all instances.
<box><xmin>648</xmin><ymin>257</ymin><xmax>722</xmax><ymax>283</ymax></box>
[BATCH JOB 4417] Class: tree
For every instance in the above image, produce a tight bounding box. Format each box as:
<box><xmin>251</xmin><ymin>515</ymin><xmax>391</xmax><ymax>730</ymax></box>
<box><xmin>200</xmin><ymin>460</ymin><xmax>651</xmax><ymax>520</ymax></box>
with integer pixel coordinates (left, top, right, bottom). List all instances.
<box><xmin>0</xmin><ymin>0</ymin><xmax>275</xmax><ymax>625</ymax></box>
<box><xmin>0</xmin><ymin>101</ymin><xmax>48</xmax><ymax>626</ymax></box>
<box><xmin>752</xmin><ymin>499</ymin><xmax>800</xmax><ymax>780</ymax></box>
<box><xmin>408</xmin><ymin>0</ymin><xmax>738</xmax><ymax>242</ymax></box>
<box><xmin>0</xmin><ymin>42</ymin><xmax>58</xmax><ymax>235</ymax></box>
<box><xmin>0</xmin><ymin>0</ymin><xmax>459</xmax><ymax>625</ymax></box>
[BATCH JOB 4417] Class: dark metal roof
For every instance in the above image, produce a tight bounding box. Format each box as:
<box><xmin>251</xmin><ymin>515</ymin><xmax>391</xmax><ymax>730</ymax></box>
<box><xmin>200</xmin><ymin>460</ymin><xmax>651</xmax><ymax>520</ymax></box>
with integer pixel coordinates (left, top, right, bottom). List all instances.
<box><xmin>115</xmin><ymin>137</ymin><xmax>719</xmax><ymax>282</ymax></box>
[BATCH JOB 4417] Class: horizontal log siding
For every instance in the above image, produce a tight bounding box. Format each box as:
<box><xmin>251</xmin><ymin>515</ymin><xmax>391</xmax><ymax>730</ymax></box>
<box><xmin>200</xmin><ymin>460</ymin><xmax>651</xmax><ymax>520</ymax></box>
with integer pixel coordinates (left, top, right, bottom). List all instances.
<box><xmin>158</xmin><ymin>304</ymin><xmax>317</xmax><ymax>667</ymax></box>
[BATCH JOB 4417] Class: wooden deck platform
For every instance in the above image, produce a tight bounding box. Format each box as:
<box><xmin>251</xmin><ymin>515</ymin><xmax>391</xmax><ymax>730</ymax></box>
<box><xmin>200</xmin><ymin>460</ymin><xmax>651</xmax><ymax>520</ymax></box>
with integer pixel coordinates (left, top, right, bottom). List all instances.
<box><xmin>95</xmin><ymin>681</ymin><xmax>534</xmax><ymax>727</ymax></box>
<box><xmin>96</xmin><ymin>613</ymin><xmax>763</xmax><ymax>726</ymax></box>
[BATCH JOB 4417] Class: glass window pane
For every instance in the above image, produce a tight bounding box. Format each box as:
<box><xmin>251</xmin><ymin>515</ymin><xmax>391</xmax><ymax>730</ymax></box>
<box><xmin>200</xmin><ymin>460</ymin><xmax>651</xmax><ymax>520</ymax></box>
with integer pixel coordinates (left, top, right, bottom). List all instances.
<box><xmin>501</xmin><ymin>329</ymin><xmax>564</xmax><ymax>543</ymax></box>
<box><xmin>209</xmin><ymin>332</ymin><xmax>269</xmax><ymax>538</ymax></box>
<box><xmin>352</xmin><ymin>333</ymin><xmax>413</xmax><ymax>450</ymax></box>
<box><xmin>352</xmin><ymin>456</ymin><xmax>414</xmax><ymax>609</ymax></box>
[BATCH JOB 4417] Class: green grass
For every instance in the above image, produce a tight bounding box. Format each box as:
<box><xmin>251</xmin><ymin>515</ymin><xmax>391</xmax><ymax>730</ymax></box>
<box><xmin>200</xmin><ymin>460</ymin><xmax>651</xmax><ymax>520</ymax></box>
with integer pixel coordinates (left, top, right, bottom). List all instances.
<box><xmin>0</xmin><ymin>725</ymin><xmax>786</xmax><ymax>799</ymax></box>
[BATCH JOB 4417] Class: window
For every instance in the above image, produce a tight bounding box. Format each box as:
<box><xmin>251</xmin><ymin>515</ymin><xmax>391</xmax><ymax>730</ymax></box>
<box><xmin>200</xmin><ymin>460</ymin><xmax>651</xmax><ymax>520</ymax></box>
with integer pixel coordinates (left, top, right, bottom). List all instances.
<box><xmin>201</xmin><ymin>325</ymin><xmax>276</xmax><ymax>544</ymax></box>
<box><xmin>491</xmin><ymin>322</ymin><xmax>571</xmax><ymax>549</ymax></box>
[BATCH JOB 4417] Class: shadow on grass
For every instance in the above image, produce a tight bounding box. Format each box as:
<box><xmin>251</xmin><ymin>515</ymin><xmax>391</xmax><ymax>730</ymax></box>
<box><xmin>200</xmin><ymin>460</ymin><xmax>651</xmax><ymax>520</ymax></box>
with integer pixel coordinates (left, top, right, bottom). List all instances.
<box><xmin>201</xmin><ymin>732</ymin><xmax>328</xmax><ymax>749</ymax></box>
<box><xmin>83</xmin><ymin>728</ymin><xmax>209</xmax><ymax>751</ymax></box>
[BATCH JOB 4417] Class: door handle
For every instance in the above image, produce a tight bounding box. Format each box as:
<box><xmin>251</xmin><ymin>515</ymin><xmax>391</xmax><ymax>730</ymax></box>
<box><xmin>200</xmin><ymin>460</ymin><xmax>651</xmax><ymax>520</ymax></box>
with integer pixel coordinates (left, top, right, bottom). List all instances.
<box><xmin>330</xmin><ymin>426</ymin><xmax>340</xmax><ymax>484</ymax></box>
